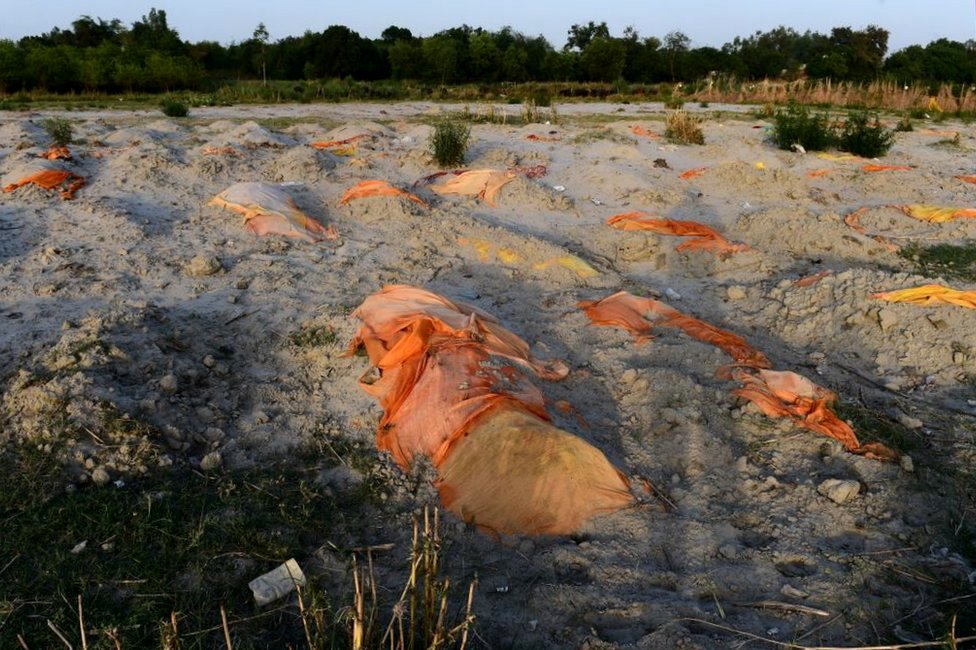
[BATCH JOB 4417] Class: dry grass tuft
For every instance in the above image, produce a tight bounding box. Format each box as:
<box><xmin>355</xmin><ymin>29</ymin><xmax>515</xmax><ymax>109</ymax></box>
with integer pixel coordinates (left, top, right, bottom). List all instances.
<box><xmin>664</xmin><ymin>110</ymin><xmax>705</xmax><ymax>145</ymax></box>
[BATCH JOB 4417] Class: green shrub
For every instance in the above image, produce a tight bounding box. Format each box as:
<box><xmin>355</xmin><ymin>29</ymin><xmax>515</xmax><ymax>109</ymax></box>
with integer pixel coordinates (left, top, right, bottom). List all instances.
<box><xmin>664</xmin><ymin>110</ymin><xmax>704</xmax><ymax>145</ymax></box>
<box><xmin>894</xmin><ymin>116</ymin><xmax>913</xmax><ymax>132</ymax></box>
<box><xmin>161</xmin><ymin>99</ymin><xmax>189</xmax><ymax>117</ymax></box>
<box><xmin>664</xmin><ymin>96</ymin><xmax>685</xmax><ymax>109</ymax></box>
<box><xmin>428</xmin><ymin>119</ymin><xmax>470</xmax><ymax>167</ymax></box>
<box><xmin>42</xmin><ymin>117</ymin><xmax>73</xmax><ymax>146</ymax></box>
<box><xmin>839</xmin><ymin>110</ymin><xmax>894</xmax><ymax>158</ymax></box>
<box><xmin>771</xmin><ymin>103</ymin><xmax>835</xmax><ymax>151</ymax></box>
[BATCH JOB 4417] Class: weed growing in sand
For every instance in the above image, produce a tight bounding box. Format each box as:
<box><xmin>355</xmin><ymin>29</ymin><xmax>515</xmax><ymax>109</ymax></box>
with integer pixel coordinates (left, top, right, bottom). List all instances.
<box><xmin>900</xmin><ymin>241</ymin><xmax>976</xmax><ymax>282</ymax></box>
<box><xmin>771</xmin><ymin>103</ymin><xmax>835</xmax><ymax>151</ymax></box>
<box><xmin>521</xmin><ymin>99</ymin><xmax>542</xmax><ymax>124</ymax></box>
<box><xmin>838</xmin><ymin>110</ymin><xmax>894</xmax><ymax>158</ymax></box>
<box><xmin>42</xmin><ymin>117</ymin><xmax>73</xmax><ymax>146</ymax></box>
<box><xmin>429</xmin><ymin>119</ymin><xmax>470</xmax><ymax>167</ymax></box>
<box><xmin>664</xmin><ymin>96</ymin><xmax>685</xmax><ymax>110</ymax></box>
<box><xmin>894</xmin><ymin>116</ymin><xmax>914</xmax><ymax>132</ymax></box>
<box><xmin>161</xmin><ymin>99</ymin><xmax>189</xmax><ymax>117</ymax></box>
<box><xmin>664</xmin><ymin>110</ymin><xmax>704</xmax><ymax>145</ymax></box>
<box><xmin>289</xmin><ymin>325</ymin><xmax>338</xmax><ymax>348</ymax></box>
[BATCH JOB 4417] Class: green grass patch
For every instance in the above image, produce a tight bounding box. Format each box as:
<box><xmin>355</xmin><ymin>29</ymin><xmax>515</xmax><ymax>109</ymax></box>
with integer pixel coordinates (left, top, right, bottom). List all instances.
<box><xmin>835</xmin><ymin>402</ymin><xmax>920</xmax><ymax>455</ymax></box>
<box><xmin>289</xmin><ymin>326</ymin><xmax>338</xmax><ymax>348</ymax></box>
<box><xmin>899</xmin><ymin>241</ymin><xmax>976</xmax><ymax>282</ymax></box>
<box><xmin>428</xmin><ymin>119</ymin><xmax>470</xmax><ymax>168</ymax></box>
<box><xmin>0</xmin><ymin>440</ymin><xmax>383</xmax><ymax>649</ymax></box>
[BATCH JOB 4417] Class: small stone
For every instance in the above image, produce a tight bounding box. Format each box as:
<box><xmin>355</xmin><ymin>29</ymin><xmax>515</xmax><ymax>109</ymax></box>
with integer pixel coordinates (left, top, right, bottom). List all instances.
<box><xmin>200</xmin><ymin>451</ymin><xmax>222</xmax><ymax>471</ymax></box>
<box><xmin>160</xmin><ymin>374</ymin><xmax>178</xmax><ymax>394</ymax></box>
<box><xmin>227</xmin><ymin>294</ymin><xmax>238</xmax><ymax>304</ymax></box>
<box><xmin>726</xmin><ymin>285</ymin><xmax>747</xmax><ymax>301</ymax></box>
<box><xmin>900</xmin><ymin>454</ymin><xmax>914</xmax><ymax>473</ymax></box>
<box><xmin>780</xmin><ymin>584</ymin><xmax>809</xmax><ymax>599</ymax></box>
<box><xmin>718</xmin><ymin>544</ymin><xmax>739</xmax><ymax>560</ymax></box>
<box><xmin>202</xmin><ymin>355</ymin><xmax>216</xmax><ymax>368</ymax></box>
<box><xmin>185</xmin><ymin>254</ymin><xmax>222</xmax><ymax>277</ymax></box>
<box><xmin>735</xmin><ymin>456</ymin><xmax>750</xmax><ymax>473</ymax></box>
<box><xmin>897</xmin><ymin>413</ymin><xmax>923</xmax><ymax>429</ymax></box>
<box><xmin>236</xmin><ymin>279</ymin><xmax>250</xmax><ymax>290</ymax></box>
<box><xmin>817</xmin><ymin>478</ymin><xmax>860</xmax><ymax>504</ymax></box>
<box><xmin>877</xmin><ymin>308</ymin><xmax>898</xmax><ymax>332</ymax></box>
<box><xmin>91</xmin><ymin>467</ymin><xmax>111</xmax><ymax>486</ymax></box>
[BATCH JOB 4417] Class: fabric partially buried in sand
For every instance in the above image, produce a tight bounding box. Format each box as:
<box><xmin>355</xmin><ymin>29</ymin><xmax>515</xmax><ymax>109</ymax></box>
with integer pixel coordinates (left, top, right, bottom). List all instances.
<box><xmin>425</xmin><ymin>169</ymin><xmax>516</xmax><ymax>207</ymax></box>
<box><xmin>579</xmin><ymin>291</ymin><xmax>898</xmax><ymax>460</ymax></box>
<box><xmin>607</xmin><ymin>211</ymin><xmax>750</xmax><ymax>256</ymax></box>
<box><xmin>339</xmin><ymin>180</ymin><xmax>428</xmax><ymax>209</ymax></box>
<box><xmin>3</xmin><ymin>166</ymin><xmax>85</xmax><ymax>200</ymax></box>
<box><xmin>350</xmin><ymin>285</ymin><xmax>633</xmax><ymax>535</ymax></box>
<box><xmin>873</xmin><ymin>284</ymin><xmax>976</xmax><ymax>309</ymax></box>
<box><xmin>210</xmin><ymin>181</ymin><xmax>337</xmax><ymax>242</ymax></box>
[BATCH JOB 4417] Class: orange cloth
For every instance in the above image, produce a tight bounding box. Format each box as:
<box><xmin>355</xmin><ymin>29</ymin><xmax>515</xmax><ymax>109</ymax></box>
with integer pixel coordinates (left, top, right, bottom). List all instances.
<box><xmin>954</xmin><ymin>175</ymin><xmax>976</xmax><ymax>184</ymax></box>
<box><xmin>631</xmin><ymin>125</ymin><xmax>659</xmax><ymax>138</ymax></box>
<box><xmin>309</xmin><ymin>134</ymin><xmax>368</xmax><ymax>149</ymax></box>
<box><xmin>895</xmin><ymin>204</ymin><xmax>976</xmax><ymax>223</ymax></box>
<box><xmin>578</xmin><ymin>291</ymin><xmax>769</xmax><ymax>368</ymax></box>
<box><xmin>792</xmin><ymin>270</ymin><xmax>834</xmax><ymax>287</ymax></box>
<box><xmin>350</xmin><ymin>285</ymin><xmax>632</xmax><ymax>536</ymax></box>
<box><xmin>339</xmin><ymin>180</ymin><xmax>428</xmax><ymax>208</ymax></box>
<box><xmin>607</xmin><ymin>211</ymin><xmax>750</xmax><ymax>255</ymax></box>
<box><xmin>873</xmin><ymin>284</ymin><xmax>976</xmax><ymax>309</ymax></box>
<box><xmin>40</xmin><ymin>146</ymin><xmax>72</xmax><ymax>160</ymax></box>
<box><xmin>731</xmin><ymin>369</ymin><xmax>861</xmax><ymax>451</ymax></box>
<box><xmin>580</xmin><ymin>291</ymin><xmax>898</xmax><ymax>460</ymax></box>
<box><xmin>427</xmin><ymin>169</ymin><xmax>516</xmax><ymax>207</ymax></box>
<box><xmin>862</xmin><ymin>164</ymin><xmax>912</xmax><ymax>172</ymax></box>
<box><xmin>679</xmin><ymin>167</ymin><xmax>706</xmax><ymax>180</ymax></box>
<box><xmin>210</xmin><ymin>182</ymin><xmax>338</xmax><ymax>242</ymax></box>
<box><xmin>3</xmin><ymin>169</ymin><xmax>85</xmax><ymax>200</ymax></box>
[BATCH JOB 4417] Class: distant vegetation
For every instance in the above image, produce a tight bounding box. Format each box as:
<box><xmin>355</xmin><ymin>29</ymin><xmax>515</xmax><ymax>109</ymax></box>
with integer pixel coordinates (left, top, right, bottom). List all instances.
<box><xmin>1</xmin><ymin>10</ymin><xmax>975</xmax><ymax>105</ymax></box>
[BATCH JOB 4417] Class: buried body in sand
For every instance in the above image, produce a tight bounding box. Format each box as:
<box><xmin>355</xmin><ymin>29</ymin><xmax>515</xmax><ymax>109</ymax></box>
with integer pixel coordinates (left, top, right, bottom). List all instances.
<box><xmin>0</xmin><ymin>103</ymin><xmax>974</xmax><ymax>648</ymax></box>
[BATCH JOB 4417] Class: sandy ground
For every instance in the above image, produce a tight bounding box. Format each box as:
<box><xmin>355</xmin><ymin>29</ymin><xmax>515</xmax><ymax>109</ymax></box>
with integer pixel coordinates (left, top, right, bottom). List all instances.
<box><xmin>1</xmin><ymin>101</ymin><xmax>975</xmax><ymax>648</ymax></box>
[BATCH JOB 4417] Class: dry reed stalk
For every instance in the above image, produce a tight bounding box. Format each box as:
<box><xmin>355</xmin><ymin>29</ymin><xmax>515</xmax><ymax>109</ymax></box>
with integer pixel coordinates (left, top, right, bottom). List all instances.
<box><xmin>219</xmin><ymin>605</ymin><xmax>233</xmax><ymax>650</ymax></box>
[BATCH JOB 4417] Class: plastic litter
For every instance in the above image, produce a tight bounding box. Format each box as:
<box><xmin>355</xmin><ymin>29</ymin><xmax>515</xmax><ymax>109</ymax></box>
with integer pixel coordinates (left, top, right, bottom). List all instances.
<box><xmin>249</xmin><ymin>559</ymin><xmax>307</xmax><ymax>607</ymax></box>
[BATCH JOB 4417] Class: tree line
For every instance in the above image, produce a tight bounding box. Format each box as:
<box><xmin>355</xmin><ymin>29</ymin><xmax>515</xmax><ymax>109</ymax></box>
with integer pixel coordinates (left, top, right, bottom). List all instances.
<box><xmin>1</xmin><ymin>9</ymin><xmax>974</xmax><ymax>94</ymax></box>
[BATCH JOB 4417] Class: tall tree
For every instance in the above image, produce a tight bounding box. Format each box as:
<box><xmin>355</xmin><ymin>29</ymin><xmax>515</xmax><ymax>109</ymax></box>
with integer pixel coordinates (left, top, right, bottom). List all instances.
<box><xmin>253</xmin><ymin>22</ymin><xmax>269</xmax><ymax>85</ymax></box>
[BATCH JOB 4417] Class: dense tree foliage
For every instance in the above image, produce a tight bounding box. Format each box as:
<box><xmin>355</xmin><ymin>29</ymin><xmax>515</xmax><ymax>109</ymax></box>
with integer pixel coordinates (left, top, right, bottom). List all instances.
<box><xmin>2</xmin><ymin>10</ymin><xmax>975</xmax><ymax>94</ymax></box>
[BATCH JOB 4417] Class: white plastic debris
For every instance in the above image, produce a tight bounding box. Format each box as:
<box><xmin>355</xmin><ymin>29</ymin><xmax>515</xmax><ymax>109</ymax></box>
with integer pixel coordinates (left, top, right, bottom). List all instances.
<box><xmin>552</xmin><ymin>185</ymin><xmax>566</xmax><ymax>192</ymax></box>
<box><xmin>664</xmin><ymin>288</ymin><xmax>682</xmax><ymax>301</ymax></box>
<box><xmin>248</xmin><ymin>558</ymin><xmax>307</xmax><ymax>606</ymax></box>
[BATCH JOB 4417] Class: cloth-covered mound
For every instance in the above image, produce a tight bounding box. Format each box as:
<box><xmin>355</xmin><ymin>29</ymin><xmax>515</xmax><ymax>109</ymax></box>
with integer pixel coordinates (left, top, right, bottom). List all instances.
<box><xmin>349</xmin><ymin>285</ymin><xmax>633</xmax><ymax>536</ymax></box>
<box><xmin>210</xmin><ymin>182</ymin><xmax>337</xmax><ymax>242</ymax></box>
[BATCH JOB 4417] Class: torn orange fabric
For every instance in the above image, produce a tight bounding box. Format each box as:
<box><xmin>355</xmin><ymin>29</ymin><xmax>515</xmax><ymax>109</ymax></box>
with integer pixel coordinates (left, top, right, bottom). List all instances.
<box><xmin>954</xmin><ymin>175</ymin><xmax>976</xmax><ymax>184</ymax></box>
<box><xmin>792</xmin><ymin>270</ymin><xmax>834</xmax><ymax>288</ymax></box>
<box><xmin>350</xmin><ymin>285</ymin><xmax>632</xmax><ymax>535</ymax></box>
<box><xmin>895</xmin><ymin>204</ymin><xmax>976</xmax><ymax>223</ymax></box>
<box><xmin>806</xmin><ymin>168</ymin><xmax>833</xmax><ymax>178</ymax></box>
<box><xmin>210</xmin><ymin>182</ymin><xmax>338</xmax><ymax>242</ymax></box>
<box><xmin>427</xmin><ymin>169</ymin><xmax>516</xmax><ymax>207</ymax></box>
<box><xmin>201</xmin><ymin>145</ymin><xmax>239</xmax><ymax>156</ymax></box>
<box><xmin>3</xmin><ymin>169</ymin><xmax>85</xmax><ymax>200</ymax></box>
<box><xmin>607</xmin><ymin>211</ymin><xmax>750</xmax><ymax>256</ymax></box>
<box><xmin>731</xmin><ymin>369</ymin><xmax>861</xmax><ymax>451</ymax></box>
<box><xmin>873</xmin><ymin>284</ymin><xmax>976</xmax><ymax>309</ymax></box>
<box><xmin>579</xmin><ymin>291</ymin><xmax>770</xmax><ymax>368</ymax></box>
<box><xmin>581</xmin><ymin>291</ymin><xmax>897</xmax><ymax>460</ymax></box>
<box><xmin>309</xmin><ymin>134</ymin><xmax>368</xmax><ymax>149</ymax></box>
<box><xmin>919</xmin><ymin>129</ymin><xmax>958</xmax><ymax>137</ymax></box>
<box><xmin>679</xmin><ymin>167</ymin><xmax>706</xmax><ymax>180</ymax></box>
<box><xmin>631</xmin><ymin>125</ymin><xmax>659</xmax><ymax>138</ymax></box>
<box><xmin>339</xmin><ymin>180</ymin><xmax>428</xmax><ymax>208</ymax></box>
<box><xmin>40</xmin><ymin>146</ymin><xmax>72</xmax><ymax>160</ymax></box>
<box><xmin>862</xmin><ymin>164</ymin><xmax>912</xmax><ymax>172</ymax></box>
<box><xmin>525</xmin><ymin>133</ymin><xmax>560</xmax><ymax>142</ymax></box>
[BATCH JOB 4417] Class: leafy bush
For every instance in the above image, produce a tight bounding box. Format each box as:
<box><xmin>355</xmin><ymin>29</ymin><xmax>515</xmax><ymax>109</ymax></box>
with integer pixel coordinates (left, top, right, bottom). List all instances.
<box><xmin>771</xmin><ymin>103</ymin><xmax>835</xmax><ymax>151</ymax></box>
<box><xmin>894</xmin><ymin>116</ymin><xmax>913</xmax><ymax>132</ymax></box>
<box><xmin>664</xmin><ymin>110</ymin><xmax>704</xmax><ymax>145</ymax></box>
<box><xmin>161</xmin><ymin>99</ymin><xmax>189</xmax><ymax>117</ymax></box>
<box><xmin>42</xmin><ymin>117</ymin><xmax>73</xmax><ymax>146</ymax></box>
<box><xmin>839</xmin><ymin>110</ymin><xmax>894</xmax><ymax>158</ymax></box>
<box><xmin>428</xmin><ymin>119</ymin><xmax>470</xmax><ymax>167</ymax></box>
<box><xmin>664</xmin><ymin>96</ymin><xmax>685</xmax><ymax>109</ymax></box>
